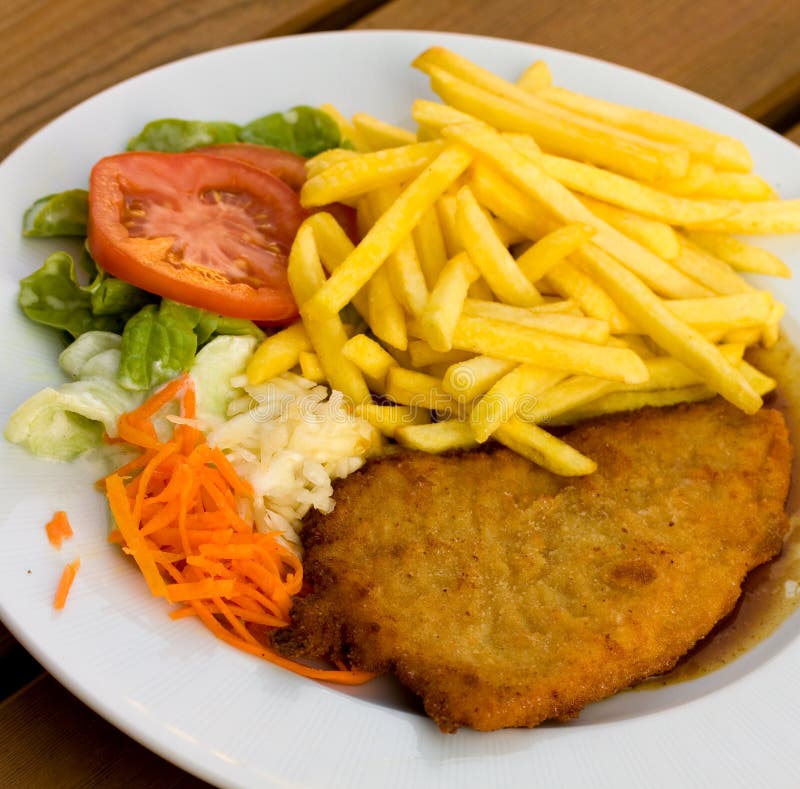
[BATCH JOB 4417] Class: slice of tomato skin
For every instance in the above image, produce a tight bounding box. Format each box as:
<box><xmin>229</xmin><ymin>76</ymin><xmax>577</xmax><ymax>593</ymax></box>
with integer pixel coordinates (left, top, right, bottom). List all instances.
<box><xmin>87</xmin><ymin>152</ymin><xmax>306</xmax><ymax>323</ymax></box>
<box><xmin>191</xmin><ymin>143</ymin><xmax>308</xmax><ymax>192</ymax></box>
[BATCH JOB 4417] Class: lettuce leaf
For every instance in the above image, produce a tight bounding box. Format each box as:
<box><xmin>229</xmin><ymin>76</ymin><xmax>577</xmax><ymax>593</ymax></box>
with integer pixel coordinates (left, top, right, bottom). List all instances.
<box><xmin>125</xmin><ymin>106</ymin><xmax>341</xmax><ymax>157</ymax></box>
<box><xmin>4</xmin><ymin>332</ymin><xmax>145</xmax><ymax>460</ymax></box>
<box><xmin>18</xmin><ymin>250</ymin><xmax>155</xmax><ymax>338</ymax></box>
<box><xmin>117</xmin><ymin>300</ymin><xmax>264</xmax><ymax>391</ymax></box>
<box><xmin>22</xmin><ymin>189</ymin><xmax>89</xmax><ymax>237</ymax></box>
<box><xmin>191</xmin><ymin>335</ymin><xmax>258</xmax><ymax>425</ymax></box>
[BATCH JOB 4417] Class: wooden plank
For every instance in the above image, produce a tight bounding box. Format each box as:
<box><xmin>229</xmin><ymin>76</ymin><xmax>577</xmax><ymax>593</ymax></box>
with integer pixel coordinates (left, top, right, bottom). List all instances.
<box><xmin>353</xmin><ymin>0</ymin><xmax>800</xmax><ymax>123</ymax></box>
<box><xmin>0</xmin><ymin>0</ymin><xmax>368</xmax><ymax>160</ymax></box>
<box><xmin>0</xmin><ymin>675</ymin><xmax>212</xmax><ymax>788</ymax></box>
<box><xmin>786</xmin><ymin>123</ymin><xmax>800</xmax><ymax>146</ymax></box>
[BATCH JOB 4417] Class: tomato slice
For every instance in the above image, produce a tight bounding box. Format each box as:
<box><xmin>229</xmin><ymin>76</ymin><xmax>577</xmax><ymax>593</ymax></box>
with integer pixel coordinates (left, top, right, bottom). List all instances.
<box><xmin>194</xmin><ymin>142</ymin><xmax>359</xmax><ymax>243</ymax></box>
<box><xmin>87</xmin><ymin>152</ymin><xmax>307</xmax><ymax>323</ymax></box>
<box><xmin>191</xmin><ymin>143</ymin><xmax>307</xmax><ymax>192</ymax></box>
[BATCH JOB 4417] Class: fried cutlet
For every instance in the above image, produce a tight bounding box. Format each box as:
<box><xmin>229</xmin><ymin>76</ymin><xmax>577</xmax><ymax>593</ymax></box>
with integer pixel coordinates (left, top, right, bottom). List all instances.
<box><xmin>274</xmin><ymin>400</ymin><xmax>792</xmax><ymax>732</ymax></box>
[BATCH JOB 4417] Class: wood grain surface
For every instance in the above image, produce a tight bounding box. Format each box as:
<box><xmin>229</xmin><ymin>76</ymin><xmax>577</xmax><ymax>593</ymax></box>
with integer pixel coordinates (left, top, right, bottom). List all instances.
<box><xmin>355</xmin><ymin>0</ymin><xmax>800</xmax><ymax>124</ymax></box>
<box><xmin>0</xmin><ymin>0</ymin><xmax>382</xmax><ymax>160</ymax></box>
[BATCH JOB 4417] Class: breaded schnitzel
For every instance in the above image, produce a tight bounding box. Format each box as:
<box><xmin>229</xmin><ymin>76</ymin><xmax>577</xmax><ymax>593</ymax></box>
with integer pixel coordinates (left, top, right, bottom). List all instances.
<box><xmin>274</xmin><ymin>400</ymin><xmax>792</xmax><ymax>732</ymax></box>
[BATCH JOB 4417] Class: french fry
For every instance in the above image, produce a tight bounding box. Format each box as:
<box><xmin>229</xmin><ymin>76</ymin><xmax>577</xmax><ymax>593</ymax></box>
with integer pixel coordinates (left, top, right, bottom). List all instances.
<box><xmin>304</xmin><ymin>144</ymin><xmax>473</xmax><ymax>319</ymax></box>
<box><xmin>246</xmin><ymin>322</ymin><xmax>311</xmax><ymax>385</ymax></box>
<box><xmin>515</xmin><ymin>222</ymin><xmax>596</xmax><ymax>282</ymax></box>
<box><xmin>300</xmin><ymin>140</ymin><xmax>446</xmax><ymax>206</ymax></box>
<box><xmin>288</xmin><ymin>223</ymin><xmax>371</xmax><ymax>404</ymax></box>
<box><xmin>739</xmin><ymin>359</ymin><xmax>777</xmax><ymax>395</ymax></box>
<box><xmin>368</xmin><ymin>186</ymin><xmax>430</xmax><ymax>317</ymax></box>
<box><xmin>549</xmin><ymin>386</ymin><xmax>715</xmax><ymax>425</ymax></box>
<box><xmin>412</xmin><ymin>98</ymin><xmax>478</xmax><ymax>134</ymax></box>
<box><xmin>469</xmin><ymin>160</ymin><xmax>554</xmax><ymax>242</ymax></box>
<box><xmin>442</xmin><ymin>356</ymin><xmax>517</xmax><ymax>400</ymax></box>
<box><xmin>351</xmin><ymin>113</ymin><xmax>417</xmax><ymax>149</ymax></box>
<box><xmin>407</xmin><ymin>341</ymin><xmax>473</xmax><ymax>368</ymax></box>
<box><xmin>540</xmin><ymin>153</ymin><xmax>733</xmax><ymax>225</ymax></box>
<box><xmin>277</xmin><ymin>49</ymin><xmax>795</xmax><ymax>479</ymax></box>
<box><xmin>451</xmin><ymin>315</ymin><xmax>649</xmax><ymax>384</ymax></box>
<box><xmin>455</xmin><ymin>185</ymin><xmax>544</xmax><ymax>306</ymax></box>
<box><xmin>760</xmin><ymin>300</ymin><xmax>786</xmax><ymax>348</ymax></box>
<box><xmin>686</xmin><ymin>199</ymin><xmax>800</xmax><ymax>234</ymax></box>
<box><xmin>424</xmin><ymin>67</ymin><xmax>688</xmax><ymax>182</ymax></box>
<box><xmin>470</xmin><ymin>365</ymin><xmax>566</xmax><ymax>442</ymax></box>
<box><xmin>543</xmin><ymin>261</ymin><xmax>635</xmax><ymax>333</ymax></box>
<box><xmin>384</xmin><ymin>367</ymin><xmax>453</xmax><ymax>412</ymax></box>
<box><xmin>342</xmin><ymin>333</ymin><xmax>398</xmax><ymax>381</ymax></box>
<box><xmin>356</xmin><ymin>402</ymin><xmax>431</xmax><ymax>438</ymax></box>
<box><xmin>531</xmin><ymin>85</ymin><xmax>753</xmax><ymax>172</ymax></box>
<box><xmin>444</xmin><ymin>122</ymin><xmax>710</xmax><ymax>298</ymax></box>
<box><xmin>670</xmin><ymin>238</ymin><xmax>753</xmax><ymax>295</ymax></box>
<box><xmin>368</xmin><ymin>267</ymin><xmax>408</xmax><ymax>350</ymax></box>
<box><xmin>414</xmin><ymin>49</ymin><xmax>689</xmax><ymax>180</ymax></box>
<box><xmin>298</xmin><ymin>351</ymin><xmax>326</xmax><ymax>383</ymax></box>
<box><xmin>626</xmin><ymin>344</ymin><xmax>745</xmax><ymax>391</ymax></box>
<box><xmin>579</xmin><ymin>245</ymin><xmax>762</xmax><ymax>413</ymax></box>
<box><xmin>550</xmin><ymin>359</ymin><xmax>773</xmax><ymax>427</ymax></box>
<box><xmin>721</xmin><ymin>327</ymin><xmax>762</xmax><ymax>346</ymax></box>
<box><xmin>665</xmin><ymin>292</ymin><xmax>774</xmax><ymax>331</ymax></box>
<box><xmin>578</xmin><ymin>195</ymin><xmax>680</xmax><ymax>260</ymax></box>
<box><xmin>494</xmin><ymin>416</ymin><xmax>597</xmax><ymax>476</ymax></box>
<box><xmin>517</xmin><ymin>375</ymin><xmax>620</xmax><ymax>424</ymax></box>
<box><xmin>413</xmin><ymin>206</ymin><xmax>450</xmax><ymax>287</ymax></box>
<box><xmin>606</xmin><ymin>334</ymin><xmax>657</xmax><ymax>358</ymax></box>
<box><xmin>435</xmin><ymin>192</ymin><xmax>462</xmax><ymax>257</ymax></box>
<box><xmin>318</xmin><ymin>103</ymin><xmax>369</xmax><ymax>151</ymax></box>
<box><xmin>692</xmin><ymin>171</ymin><xmax>777</xmax><ymax>202</ymax></box>
<box><xmin>419</xmin><ymin>252</ymin><xmax>480</xmax><ymax>351</ymax></box>
<box><xmin>462</xmin><ymin>299</ymin><xmax>611</xmax><ymax>343</ymax></box>
<box><xmin>652</xmin><ymin>161</ymin><xmax>715</xmax><ymax>196</ymax></box>
<box><xmin>304</xmin><ymin>211</ymin><xmax>370</xmax><ymax>319</ymax></box>
<box><xmin>516</xmin><ymin>60</ymin><xmax>553</xmax><ymax>92</ymax></box>
<box><xmin>395</xmin><ymin>420</ymin><xmax>477</xmax><ymax>453</ymax></box>
<box><xmin>305</xmin><ymin>148</ymin><xmax>357</xmax><ymax>179</ymax></box>
<box><xmin>685</xmin><ymin>230</ymin><xmax>792</xmax><ymax>277</ymax></box>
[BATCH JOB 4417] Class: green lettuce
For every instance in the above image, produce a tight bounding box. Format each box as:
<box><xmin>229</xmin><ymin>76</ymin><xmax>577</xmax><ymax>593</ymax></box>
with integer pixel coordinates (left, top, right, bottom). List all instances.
<box><xmin>117</xmin><ymin>300</ymin><xmax>264</xmax><ymax>391</ymax></box>
<box><xmin>126</xmin><ymin>119</ymin><xmax>241</xmax><ymax>152</ymax></box>
<box><xmin>22</xmin><ymin>189</ymin><xmax>89</xmax><ymax>237</ymax></box>
<box><xmin>126</xmin><ymin>106</ymin><xmax>341</xmax><ymax>157</ymax></box>
<box><xmin>18</xmin><ymin>250</ymin><xmax>155</xmax><ymax>338</ymax></box>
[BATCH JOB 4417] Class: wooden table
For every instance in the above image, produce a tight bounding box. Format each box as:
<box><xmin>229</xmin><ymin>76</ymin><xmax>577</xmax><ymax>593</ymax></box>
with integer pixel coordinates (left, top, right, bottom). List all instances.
<box><xmin>2</xmin><ymin>1</ymin><xmax>799</xmax><ymax>785</ymax></box>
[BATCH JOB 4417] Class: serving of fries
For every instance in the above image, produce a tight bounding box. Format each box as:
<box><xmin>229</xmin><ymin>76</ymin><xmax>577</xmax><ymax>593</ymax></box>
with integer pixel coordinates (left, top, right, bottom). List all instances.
<box><xmin>246</xmin><ymin>46</ymin><xmax>799</xmax><ymax>476</ymax></box>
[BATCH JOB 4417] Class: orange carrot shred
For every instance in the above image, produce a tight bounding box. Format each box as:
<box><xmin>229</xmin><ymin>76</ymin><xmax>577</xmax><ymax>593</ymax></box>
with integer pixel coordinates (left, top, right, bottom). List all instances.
<box><xmin>45</xmin><ymin>511</ymin><xmax>74</xmax><ymax>549</ymax></box>
<box><xmin>54</xmin><ymin>558</ymin><xmax>80</xmax><ymax>610</ymax></box>
<box><xmin>103</xmin><ymin>374</ymin><xmax>372</xmax><ymax>686</ymax></box>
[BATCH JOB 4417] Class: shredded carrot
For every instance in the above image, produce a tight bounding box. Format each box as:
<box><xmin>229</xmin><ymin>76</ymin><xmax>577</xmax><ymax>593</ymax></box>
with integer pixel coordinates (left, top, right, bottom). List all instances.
<box><xmin>45</xmin><ymin>510</ymin><xmax>74</xmax><ymax>549</ymax></box>
<box><xmin>101</xmin><ymin>374</ymin><xmax>374</xmax><ymax>685</ymax></box>
<box><xmin>54</xmin><ymin>558</ymin><xmax>80</xmax><ymax>610</ymax></box>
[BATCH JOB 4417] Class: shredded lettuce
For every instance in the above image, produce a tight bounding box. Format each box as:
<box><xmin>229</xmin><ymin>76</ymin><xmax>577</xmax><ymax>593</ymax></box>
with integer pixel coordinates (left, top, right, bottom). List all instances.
<box><xmin>191</xmin><ymin>335</ymin><xmax>259</xmax><ymax>425</ymax></box>
<box><xmin>4</xmin><ymin>332</ymin><xmax>145</xmax><ymax>460</ymax></box>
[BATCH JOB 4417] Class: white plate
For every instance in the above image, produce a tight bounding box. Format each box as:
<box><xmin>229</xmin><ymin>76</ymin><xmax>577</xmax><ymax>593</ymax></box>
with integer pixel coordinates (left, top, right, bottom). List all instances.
<box><xmin>1</xmin><ymin>30</ymin><xmax>799</xmax><ymax>789</ymax></box>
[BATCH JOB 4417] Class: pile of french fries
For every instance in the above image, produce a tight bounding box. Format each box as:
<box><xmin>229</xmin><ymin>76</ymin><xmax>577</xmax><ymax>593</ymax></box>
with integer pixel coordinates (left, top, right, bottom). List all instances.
<box><xmin>245</xmin><ymin>46</ymin><xmax>800</xmax><ymax>476</ymax></box>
